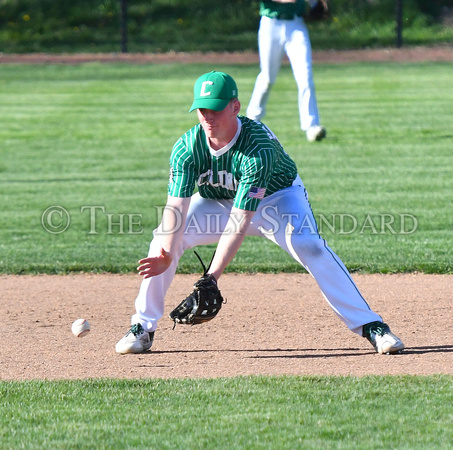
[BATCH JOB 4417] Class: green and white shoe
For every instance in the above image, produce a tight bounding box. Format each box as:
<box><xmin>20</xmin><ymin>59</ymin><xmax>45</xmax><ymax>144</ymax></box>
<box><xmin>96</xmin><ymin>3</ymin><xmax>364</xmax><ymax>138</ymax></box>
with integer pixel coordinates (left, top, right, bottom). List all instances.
<box><xmin>116</xmin><ymin>323</ymin><xmax>155</xmax><ymax>354</ymax></box>
<box><xmin>363</xmin><ymin>321</ymin><xmax>405</xmax><ymax>354</ymax></box>
<box><xmin>306</xmin><ymin>125</ymin><xmax>326</xmax><ymax>142</ymax></box>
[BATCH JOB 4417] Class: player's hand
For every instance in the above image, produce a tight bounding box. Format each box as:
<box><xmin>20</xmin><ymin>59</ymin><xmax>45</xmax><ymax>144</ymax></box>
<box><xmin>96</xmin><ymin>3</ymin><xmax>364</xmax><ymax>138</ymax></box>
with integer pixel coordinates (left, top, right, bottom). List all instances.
<box><xmin>137</xmin><ymin>247</ymin><xmax>173</xmax><ymax>278</ymax></box>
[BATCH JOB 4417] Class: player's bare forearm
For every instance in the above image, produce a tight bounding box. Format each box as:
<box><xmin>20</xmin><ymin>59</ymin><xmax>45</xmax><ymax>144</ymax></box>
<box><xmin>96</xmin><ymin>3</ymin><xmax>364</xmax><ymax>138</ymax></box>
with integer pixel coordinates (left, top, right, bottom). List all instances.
<box><xmin>208</xmin><ymin>208</ymin><xmax>255</xmax><ymax>280</ymax></box>
<box><xmin>272</xmin><ymin>0</ymin><xmax>296</xmax><ymax>4</ymax></box>
<box><xmin>159</xmin><ymin>196</ymin><xmax>190</xmax><ymax>253</ymax></box>
<box><xmin>138</xmin><ymin>196</ymin><xmax>190</xmax><ymax>278</ymax></box>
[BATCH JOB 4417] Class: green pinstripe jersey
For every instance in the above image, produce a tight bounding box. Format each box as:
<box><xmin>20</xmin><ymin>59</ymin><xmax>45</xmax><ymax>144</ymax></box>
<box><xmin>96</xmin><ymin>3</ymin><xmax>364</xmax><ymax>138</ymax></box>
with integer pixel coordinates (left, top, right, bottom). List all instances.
<box><xmin>168</xmin><ymin>116</ymin><xmax>297</xmax><ymax>211</ymax></box>
<box><xmin>260</xmin><ymin>0</ymin><xmax>306</xmax><ymax>18</ymax></box>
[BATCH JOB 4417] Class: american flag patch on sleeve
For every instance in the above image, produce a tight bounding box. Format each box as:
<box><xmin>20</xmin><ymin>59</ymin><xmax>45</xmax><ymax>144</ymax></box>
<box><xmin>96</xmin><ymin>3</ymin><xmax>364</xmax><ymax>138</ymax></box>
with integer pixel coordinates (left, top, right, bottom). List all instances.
<box><xmin>247</xmin><ymin>186</ymin><xmax>266</xmax><ymax>199</ymax></box>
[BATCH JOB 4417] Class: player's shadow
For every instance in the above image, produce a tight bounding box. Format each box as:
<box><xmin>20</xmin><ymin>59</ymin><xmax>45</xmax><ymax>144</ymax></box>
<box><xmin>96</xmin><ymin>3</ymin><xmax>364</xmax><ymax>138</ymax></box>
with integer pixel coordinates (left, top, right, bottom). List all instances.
<box><xmin>250</xmin><ymin>345</ymin><xmax>453</xmax><ymax>359</ymax></box>
<box><xmin>150</xmin><ymin>345</ymin><xmax>453</xmax><ymax>358</ymax></box>
<box><xmin>397</xmin><ymin>345</ymin><xmax>453</xmax><ymax>354</ymax></box>
<box><xmin>151</xmin><ymin>347</ymin><xmax>371</xmax><ymax>358</ymax></box>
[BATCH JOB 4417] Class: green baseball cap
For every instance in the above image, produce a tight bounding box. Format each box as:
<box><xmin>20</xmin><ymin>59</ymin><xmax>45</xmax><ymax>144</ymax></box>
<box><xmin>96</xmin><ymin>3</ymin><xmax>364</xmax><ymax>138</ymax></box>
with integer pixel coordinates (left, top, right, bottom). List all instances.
<box><xmin>189</xmin><ymin>71</ymin><xmax>238</xmax><ymax>112</ymax></box>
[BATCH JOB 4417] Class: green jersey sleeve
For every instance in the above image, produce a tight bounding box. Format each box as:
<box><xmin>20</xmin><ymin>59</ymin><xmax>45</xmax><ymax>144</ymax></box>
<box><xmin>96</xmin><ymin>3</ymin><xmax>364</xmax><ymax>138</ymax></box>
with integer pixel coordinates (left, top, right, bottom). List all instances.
<box><xmin>234</xmin><ymin>148</ymin><xmax>275</xmax><ymax>211</ymax></box>
<box><xmin>231</xmin><ymin>117</ymin><xmax>297</xmax><ymax>212</ymax></box>
<box><xmin>168</xmin><ymin>136</ymin><xmax>197</xmax><ymax>198</ymax></box>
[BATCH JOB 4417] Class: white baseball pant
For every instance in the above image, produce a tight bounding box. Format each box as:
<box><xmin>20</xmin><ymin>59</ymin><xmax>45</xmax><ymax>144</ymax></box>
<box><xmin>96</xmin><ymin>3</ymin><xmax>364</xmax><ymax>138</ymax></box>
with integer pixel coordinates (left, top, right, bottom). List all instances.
<box><xmin>132</xmin><ymin>176</ymin><xmax>382</xmax><ymax>335</ymax></box>
<box><xmin>247</xmin><ymin>15</ymin><xmax>320</xmax><ymax>131</ymax></box>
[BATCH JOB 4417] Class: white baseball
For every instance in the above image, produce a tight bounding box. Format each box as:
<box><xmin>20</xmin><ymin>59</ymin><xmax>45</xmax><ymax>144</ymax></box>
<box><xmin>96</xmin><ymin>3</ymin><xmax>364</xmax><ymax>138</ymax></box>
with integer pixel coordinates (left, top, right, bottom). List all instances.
<box><xmin>71</xmin><ymin>318</ymin><xmax>91</xmax><ymax>337</ymax></box>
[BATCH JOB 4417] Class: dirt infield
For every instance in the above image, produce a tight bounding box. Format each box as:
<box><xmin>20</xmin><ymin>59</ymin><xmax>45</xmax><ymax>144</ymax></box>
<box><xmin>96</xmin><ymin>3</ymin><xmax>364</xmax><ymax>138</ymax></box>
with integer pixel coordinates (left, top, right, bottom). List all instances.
<box><xmin>1</xmin><ymin>273</ymin><xmax>451</xmax><ymax>380</ymax></box>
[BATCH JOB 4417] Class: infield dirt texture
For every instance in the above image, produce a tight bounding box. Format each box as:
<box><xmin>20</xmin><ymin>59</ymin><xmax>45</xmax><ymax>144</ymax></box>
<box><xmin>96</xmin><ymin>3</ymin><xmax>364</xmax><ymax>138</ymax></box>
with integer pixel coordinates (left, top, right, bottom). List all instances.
<box><xmin>1</xmin><ymin>47</ymin><xmax>452</xmax><ymax>381</ymax></box>
<box><xmin>1</xmin><ymin>273</ymin><xmax>452</xmax><ymax>380</ymax></box>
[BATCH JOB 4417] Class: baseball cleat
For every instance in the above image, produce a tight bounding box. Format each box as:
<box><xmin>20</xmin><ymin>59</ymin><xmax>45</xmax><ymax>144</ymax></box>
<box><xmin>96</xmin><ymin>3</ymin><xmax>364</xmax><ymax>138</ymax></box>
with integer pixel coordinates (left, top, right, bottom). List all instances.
<box><xmin>363</xmin><ymin>321</ymin><xmax>405</xmax><ymax>354</ymax></box>
<box><xmin>306</xmin><ymin>125</ymin><xmax>326</xmax><ymax>142</ymax></box>
<box><xmin>116</xmin><ymin>323</ymin><xmax>155</xmax><ymax>354</ymax></box>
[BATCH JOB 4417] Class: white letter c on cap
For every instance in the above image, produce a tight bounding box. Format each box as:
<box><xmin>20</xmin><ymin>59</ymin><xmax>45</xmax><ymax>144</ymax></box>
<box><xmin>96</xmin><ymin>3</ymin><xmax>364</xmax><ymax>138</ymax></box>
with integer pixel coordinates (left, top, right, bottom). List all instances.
<box><xmin>200</xmin><ymin>81</ymin><xmax>213</xmax><ymax>97</ymax></box>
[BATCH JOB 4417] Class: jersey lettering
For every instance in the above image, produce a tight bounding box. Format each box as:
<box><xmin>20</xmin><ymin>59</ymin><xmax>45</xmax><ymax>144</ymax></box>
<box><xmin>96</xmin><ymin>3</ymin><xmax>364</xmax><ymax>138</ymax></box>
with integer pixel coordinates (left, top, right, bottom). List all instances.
<box><xmin>200</xmin><ymin>81</ymin><xmax>214</xmax><ymax>97</ymax></box>
<box><xmin>198</xmin><ymin>169</ymin><xmax>238</xmax><ymax>191</ymax></box>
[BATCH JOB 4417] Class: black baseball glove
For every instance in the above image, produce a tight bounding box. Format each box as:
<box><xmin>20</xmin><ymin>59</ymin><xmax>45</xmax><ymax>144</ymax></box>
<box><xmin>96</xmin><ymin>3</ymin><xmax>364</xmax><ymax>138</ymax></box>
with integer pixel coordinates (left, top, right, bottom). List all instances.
<box><xmin>169</xmin><ymin>252</ymin><xmax>224</xmax><ymax>326</ymax></box>
<box><xmin>306</xmin><ymin>0</ymin><xmax>329</xmax><ymax>21</ymax></box>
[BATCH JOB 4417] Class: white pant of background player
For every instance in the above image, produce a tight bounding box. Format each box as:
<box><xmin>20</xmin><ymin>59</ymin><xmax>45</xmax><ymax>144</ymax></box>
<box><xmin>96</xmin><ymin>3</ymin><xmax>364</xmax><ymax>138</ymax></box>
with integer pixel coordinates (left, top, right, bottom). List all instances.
<box><xmin>132</xmin><ymin>176</ymin><xmax>383</xmax><ymax>336</ymax></box>
<box><xmin>247</xmin><ymin>15</ymin><xmax>321</xmax><ymax>133</ymax></box>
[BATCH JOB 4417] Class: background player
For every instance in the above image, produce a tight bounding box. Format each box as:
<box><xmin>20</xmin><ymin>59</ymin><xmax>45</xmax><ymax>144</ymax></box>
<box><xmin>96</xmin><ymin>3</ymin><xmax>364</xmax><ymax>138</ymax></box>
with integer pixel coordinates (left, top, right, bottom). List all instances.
<box><xmin>247</xmin><ymin>0</ymin><xmax>326</xmax><ymax>142</ymax></box>
<box><xmin>116</xmin><ymin>71</ymin><xmax>404</xmax><ymax>356</ymax></box>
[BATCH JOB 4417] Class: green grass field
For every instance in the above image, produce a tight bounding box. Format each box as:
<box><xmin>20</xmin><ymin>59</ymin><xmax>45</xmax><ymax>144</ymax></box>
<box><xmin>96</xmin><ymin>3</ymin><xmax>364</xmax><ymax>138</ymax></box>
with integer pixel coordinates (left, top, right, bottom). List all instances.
<box><xmin>1</xmin><ymin>376</ymin><xmax>452</xmax><ymax>448</ymax></box>
<box><xmin>1</xmin><ymin>61</ymin><xmax>452</xmax><ymax>447</ymax></box>
<box><xmin>1</xmin><ymin>61</ymin><xmax>452</xmax><ymax>274</ymax></box>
